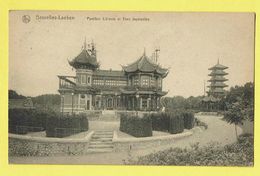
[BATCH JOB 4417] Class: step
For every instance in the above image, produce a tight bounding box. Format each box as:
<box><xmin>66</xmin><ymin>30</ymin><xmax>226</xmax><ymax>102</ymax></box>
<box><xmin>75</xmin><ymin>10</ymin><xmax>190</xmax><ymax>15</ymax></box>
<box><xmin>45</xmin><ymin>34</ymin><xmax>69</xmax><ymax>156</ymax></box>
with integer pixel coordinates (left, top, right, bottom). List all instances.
<box><xmin>92</xmin><ymin>136</ymin><xmax>113</xmax><ymax>139</ymax></box>
<box><xmin>94</xmin><ymin>132</ymin><xmax>113</xmax><ymax>135</ymax></box>
<box><xmin>87</xmin><ymin>148</ymin><xmax>113</xmax><ymax>153</ymax></box>
<box><xmin>95</xmin><ymin>130</ymin><xmax>113</xmax><ymax>133</ymax></box>
<box><xmin>93</xmin><ymin>133</ymin><xmax>113</xmax><ymax>136</ymax></box>
<box><xmin>88</xmin><ymin>144</ymin><xmax>113</xmax><ymax>149</ymax></box>
<box><xmin>90</xmin><ymin>141</ymin><xmax>113</xmax><ymax>145</ymax></box>
<box><xmin>91</xmin><ymin>138</ymin><xmax>113</xmax><ymax>142</ymax></box>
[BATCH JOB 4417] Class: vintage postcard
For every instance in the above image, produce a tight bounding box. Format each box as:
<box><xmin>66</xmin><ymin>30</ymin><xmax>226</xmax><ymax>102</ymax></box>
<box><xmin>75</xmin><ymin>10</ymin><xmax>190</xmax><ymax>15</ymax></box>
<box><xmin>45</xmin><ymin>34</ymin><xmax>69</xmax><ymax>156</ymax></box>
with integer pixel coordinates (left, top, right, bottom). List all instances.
<box><xmin>8</xmin><ymin>11</ymin><xmax>254</xmax><ymax>166</ymax></box>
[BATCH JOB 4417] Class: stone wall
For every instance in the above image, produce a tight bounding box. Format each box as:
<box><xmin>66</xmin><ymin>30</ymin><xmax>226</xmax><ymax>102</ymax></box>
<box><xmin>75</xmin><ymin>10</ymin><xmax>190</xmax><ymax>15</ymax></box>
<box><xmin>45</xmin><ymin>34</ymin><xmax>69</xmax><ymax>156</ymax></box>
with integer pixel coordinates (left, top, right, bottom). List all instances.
<box><xmin>9</xmin><ymin>131</ymin><xmax>94</xmax><ymax>156</ymax></box>
<box><xmin>113</xmin><ymin>130</ymin><xmax>193</xmax><ymax>152</ymax></box>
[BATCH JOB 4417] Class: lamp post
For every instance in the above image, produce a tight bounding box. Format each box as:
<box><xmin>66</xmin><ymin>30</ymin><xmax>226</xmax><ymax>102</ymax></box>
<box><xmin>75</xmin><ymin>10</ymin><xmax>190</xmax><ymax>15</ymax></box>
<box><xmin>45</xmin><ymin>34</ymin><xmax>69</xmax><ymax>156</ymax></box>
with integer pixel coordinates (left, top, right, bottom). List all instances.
<box><xmin>71</xmin><ymin>92</ymin><xmax>74</xmax><ymax>115</ymax></box>
<box><xmin>61</xmin><ymin>94</ymin><xmax>64</xmax><ymax>117</ymax></box>
<box><xmin>135</xmin><ymin>94</ymin><xmax>139</xmax><ymax>116</ymax></box>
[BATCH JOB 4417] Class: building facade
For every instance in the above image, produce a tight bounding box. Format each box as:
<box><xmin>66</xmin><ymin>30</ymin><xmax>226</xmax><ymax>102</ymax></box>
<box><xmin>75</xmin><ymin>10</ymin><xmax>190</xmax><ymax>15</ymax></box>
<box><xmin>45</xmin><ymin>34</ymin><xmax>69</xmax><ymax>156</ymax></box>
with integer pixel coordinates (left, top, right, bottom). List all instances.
<box><xmin>58</xmin><ymin>42</ymin><xmax>169</xmax><ymax>114</ymax></box>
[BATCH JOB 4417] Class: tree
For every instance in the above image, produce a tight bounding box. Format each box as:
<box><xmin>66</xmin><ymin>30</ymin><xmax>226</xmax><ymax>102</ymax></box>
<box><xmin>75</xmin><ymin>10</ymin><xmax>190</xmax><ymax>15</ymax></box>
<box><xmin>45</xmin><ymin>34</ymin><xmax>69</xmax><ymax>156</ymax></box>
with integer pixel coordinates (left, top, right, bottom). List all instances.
<box><xmin>8</xmin><ymin>90</ymin><xmax>26</xmax><ymax>99</ymax></box>
<box><xmin>223</xmin><ymin>100</ymin><xmax>245</xmax><ymax>139</ymax></box>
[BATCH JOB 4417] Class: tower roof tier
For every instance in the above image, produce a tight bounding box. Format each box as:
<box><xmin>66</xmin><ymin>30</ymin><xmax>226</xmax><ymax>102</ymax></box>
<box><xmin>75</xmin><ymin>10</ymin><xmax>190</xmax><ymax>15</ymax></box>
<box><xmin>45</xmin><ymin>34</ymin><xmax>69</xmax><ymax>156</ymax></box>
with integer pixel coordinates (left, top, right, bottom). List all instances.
<box><xmin>209</xmin><ymin>63</ymin><xmax>228</xmax><ymax>70</ymax></box>
<box><xmin>69</xmin><ymin>47</ymin><xmax>99</xmax><ymax>70</ymax></box>
<box><xmin>208</xmin><ymin>77</ymin><xmax>228</xmax><ymax>82</ymax></box>
<box><xmin>69</xmin><ymin>39</ymin><xmax>99</xmax><ymax>70</ymax></box>
<box><xmin>122</xmin><ymin>53</ymin><xmax>169</xmax><ymax>77</ymax></box>
<box><xmin>208</xmin><ymin>82</ymin><xmax>228</xmax><ymax>88</ymax></box>
<box><xmin>210</xmin><ymin>88</ymin><xmax>226</xmax><ymax>93</ymax></box>
<box><xmin>208</xmin><ymin>70</ymin><xmax>228</xmax><ymax>76</ymax></box>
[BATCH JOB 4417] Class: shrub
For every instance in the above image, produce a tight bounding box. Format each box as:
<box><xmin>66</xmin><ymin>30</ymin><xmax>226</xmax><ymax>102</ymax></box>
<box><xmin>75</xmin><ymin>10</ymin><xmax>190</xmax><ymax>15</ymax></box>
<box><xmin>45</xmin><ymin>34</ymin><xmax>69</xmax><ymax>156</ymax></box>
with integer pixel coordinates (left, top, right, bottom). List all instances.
<box><xmin>195</xmin><ymin>118</ymin><xmax>208</xmax><ymax>129</ymax></box>
<box><xmin>46</xmin><ymin>113</ymin><xmax>89</xmax><ymax>138</ymax></box>
<box><xmin>9</xmin><ymin>109</ymin><xmax>29</xmax><ymax>134</ymax></box>
<box><xmin>151</xmin><ymin>113</ymin><xmax>170</xmax><ymax>132</ymax></box>
<box><xmin>168</xmin><ymin>112</ymin><xmax>184</xmax><ymax>134</ymax></box>
<box><xmin>183</xmin><ymin>112</ymin><xmax>195</xmax><ymax>129</ymax></box>
<box><xmin>120</xmin><ymin>113</ymin><xmax>152</xmax><ymax>137</ymax></box>
<box><xmin>126</xmin><ymin>135</ymin><xmax>254</xmax><ymax>166</ymax></box>
<box><xmin>9</xmin><ymin>109</ymin><xmax>55</xmax><ymax>134</ymax></box>
<box><xmin>150</xmin><ymin>110</ymin><xmax>193</xmax><ymax>134</ymax></box>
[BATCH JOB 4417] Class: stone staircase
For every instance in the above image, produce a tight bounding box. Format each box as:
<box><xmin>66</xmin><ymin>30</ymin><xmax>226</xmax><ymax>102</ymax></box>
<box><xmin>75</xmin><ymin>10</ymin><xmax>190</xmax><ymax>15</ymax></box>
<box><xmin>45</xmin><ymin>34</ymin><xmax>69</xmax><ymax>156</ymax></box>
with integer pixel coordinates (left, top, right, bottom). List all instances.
<box><xmin>87</xmin><ymin>131</ymin><xmax>114</xmax><ymax>153</ymax></box>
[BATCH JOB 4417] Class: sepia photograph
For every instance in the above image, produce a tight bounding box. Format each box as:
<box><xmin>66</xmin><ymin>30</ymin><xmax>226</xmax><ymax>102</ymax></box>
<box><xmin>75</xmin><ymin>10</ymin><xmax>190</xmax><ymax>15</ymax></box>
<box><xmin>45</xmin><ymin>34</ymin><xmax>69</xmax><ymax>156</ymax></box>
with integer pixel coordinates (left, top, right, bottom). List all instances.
<box><xmin>8</xmin><ymin>11</ymin><xmax>254</xmax><ymax>166</ymax></box>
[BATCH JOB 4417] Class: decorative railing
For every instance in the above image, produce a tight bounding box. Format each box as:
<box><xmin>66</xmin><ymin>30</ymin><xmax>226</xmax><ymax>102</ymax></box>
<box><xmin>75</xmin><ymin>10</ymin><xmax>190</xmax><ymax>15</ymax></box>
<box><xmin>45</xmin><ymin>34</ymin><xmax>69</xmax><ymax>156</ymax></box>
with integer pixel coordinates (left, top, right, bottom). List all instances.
<box><xmin>124</xmin><ymin>86</ymin><xmax>162</xmax><ymax>92</ymax></box>
<box><xmin>58</xmin><ymin>76</ymin><xmax>76</xmax><ymax>90</ymax></box>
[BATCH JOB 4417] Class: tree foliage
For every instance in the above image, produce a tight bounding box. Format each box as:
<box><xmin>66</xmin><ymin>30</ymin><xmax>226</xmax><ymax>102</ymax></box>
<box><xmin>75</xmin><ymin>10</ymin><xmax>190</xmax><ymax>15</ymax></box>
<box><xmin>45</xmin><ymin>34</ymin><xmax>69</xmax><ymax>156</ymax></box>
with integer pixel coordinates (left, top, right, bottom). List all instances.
<box><xmin>9</xmin><ymin>90</ymin><xmax>26</xmax><ymax>99</ymax></box>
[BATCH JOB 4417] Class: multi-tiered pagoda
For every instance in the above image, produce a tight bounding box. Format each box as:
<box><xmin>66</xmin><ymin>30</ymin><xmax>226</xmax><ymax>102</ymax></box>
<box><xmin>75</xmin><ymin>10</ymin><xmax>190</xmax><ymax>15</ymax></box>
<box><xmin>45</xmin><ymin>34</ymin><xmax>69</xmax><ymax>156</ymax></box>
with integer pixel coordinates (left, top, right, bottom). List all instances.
<box><xmin>207</xmin><ymin>60</ymin><xmax>228</xmax><ymax>98</ymax></box>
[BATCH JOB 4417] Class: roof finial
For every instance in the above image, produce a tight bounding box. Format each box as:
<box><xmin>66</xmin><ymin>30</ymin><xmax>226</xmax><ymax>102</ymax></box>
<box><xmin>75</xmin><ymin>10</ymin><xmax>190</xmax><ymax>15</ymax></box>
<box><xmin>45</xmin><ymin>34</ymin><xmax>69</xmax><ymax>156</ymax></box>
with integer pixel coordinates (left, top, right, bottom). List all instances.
<box><xmin>83</xmin><ymin>37</ymin><xmax>87</xmax><ymax>50</ymax></box>
<box><xmin>143</xmin><ymin>47</ymin><xmax>146</xmax><ymax>56</ymax></box>
<box><xmin>217</xmin><ymin>58</ymin><xmax>220</xmax><ymax>64</ymax></box>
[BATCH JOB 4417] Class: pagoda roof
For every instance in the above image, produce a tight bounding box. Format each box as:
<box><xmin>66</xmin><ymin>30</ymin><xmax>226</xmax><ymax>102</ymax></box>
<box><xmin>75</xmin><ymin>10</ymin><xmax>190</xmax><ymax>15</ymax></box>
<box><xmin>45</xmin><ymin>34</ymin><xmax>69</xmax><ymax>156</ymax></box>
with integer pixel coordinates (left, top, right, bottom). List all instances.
<box><xmin>69</xmin><ymin>49</ymin><xmax>99</xmax><ymax>69</ymax></box>
<box><xmin>208</xmin><ymin>76</ymin><xmax>228</xmax><ymax>82</ymax></box>
<box><xmin>209</xmin><ymin>60</ymin><xmax>228</xmax><ymax>70</ymax></box>
<box><xmin>122</xmin><ymin>53</ymin><xmax>169</xmax><ymax>77</ymax></box>
<box><xmin>209</xmin><ymin>63</ymin><xmax>228</xmax><ymax>70</ymax></box>
<box><xmin>208</xmin><ymin>70</ymin><xmax>228</xmax><ymax>76</ymax></box>
<box><xmin>208</xmin><ymin>82</ymin><xmax>228</xmax><ymax>88</ymax></box>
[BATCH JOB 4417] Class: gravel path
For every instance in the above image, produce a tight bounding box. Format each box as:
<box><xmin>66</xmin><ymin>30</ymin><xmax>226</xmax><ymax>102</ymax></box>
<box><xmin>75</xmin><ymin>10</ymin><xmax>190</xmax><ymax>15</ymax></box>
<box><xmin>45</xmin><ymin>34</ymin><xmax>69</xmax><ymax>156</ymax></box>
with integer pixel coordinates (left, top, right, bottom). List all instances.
<box><xmin>9</xmin><ymin>115</ymin><xmax>242</xmax><ymax>165</ymax></box>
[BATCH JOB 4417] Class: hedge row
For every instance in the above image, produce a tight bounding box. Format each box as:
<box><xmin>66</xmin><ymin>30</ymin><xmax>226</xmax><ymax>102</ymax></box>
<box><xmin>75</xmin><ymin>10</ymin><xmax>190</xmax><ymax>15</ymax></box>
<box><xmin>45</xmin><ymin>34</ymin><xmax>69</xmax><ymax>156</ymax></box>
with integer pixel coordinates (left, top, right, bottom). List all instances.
<box><xmin>9</xmin><ymin>109</ymin><xmax>50</xmax><ymax>134</ymax></box>
<box><xmin>150</xmin><ymin>111</ymin><xmax>194</xmax><ymax>134</ymax></box>
<box><xmin>9</xmin><ymin>109</ymin><xmax>89</xmax><ymax>137</ymax></box>
<box><xmin>120</xmin><ymin>113</ymin><xmax>152</xmax><ymax>137</ymax></box>
<box><xmin>169</xmin><ymin>112</ymin><xmax>184</xmax><ymax>134</ymax></box>
<box><xmin>46</xmin><ymin>114</ymin><xmax>88</xmax><ymax>138</ymax></box>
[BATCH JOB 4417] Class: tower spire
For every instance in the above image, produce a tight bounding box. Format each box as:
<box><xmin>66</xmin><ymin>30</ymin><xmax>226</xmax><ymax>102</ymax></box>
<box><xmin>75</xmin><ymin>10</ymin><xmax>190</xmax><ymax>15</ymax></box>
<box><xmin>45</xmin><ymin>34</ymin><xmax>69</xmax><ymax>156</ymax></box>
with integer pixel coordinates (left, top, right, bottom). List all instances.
<box><xmin>83</xmin><ymin>37</ymin><xmax>87</xmax><ymax>50</ymax></box>
<box><xmin>143</xmin><ymin>47</ymin><xmax>146</xmax><ymax>56</ymax></box>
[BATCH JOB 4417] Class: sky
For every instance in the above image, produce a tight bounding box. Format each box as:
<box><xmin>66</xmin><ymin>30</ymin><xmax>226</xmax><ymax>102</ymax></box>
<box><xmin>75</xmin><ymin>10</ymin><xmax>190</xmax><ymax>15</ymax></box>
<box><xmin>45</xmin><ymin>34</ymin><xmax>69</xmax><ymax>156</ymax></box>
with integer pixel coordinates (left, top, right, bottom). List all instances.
<box><xmin>9</xmin><ymin>11</ymin><xmax>255</xmax><ymax>97</ymax></box>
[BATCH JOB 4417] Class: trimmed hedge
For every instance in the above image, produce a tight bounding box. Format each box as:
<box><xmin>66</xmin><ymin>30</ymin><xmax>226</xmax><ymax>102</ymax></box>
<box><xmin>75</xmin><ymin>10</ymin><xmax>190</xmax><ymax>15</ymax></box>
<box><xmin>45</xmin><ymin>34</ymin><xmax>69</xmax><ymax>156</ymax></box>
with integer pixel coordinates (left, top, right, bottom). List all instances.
<box><xmin>120</xmin><ymin>113</ymin><xmax>152</xmax><ymax>137</ymax></box>
<box><xmin>150</xmin><ymin>113</ymin><xmax>170</xmax><ymax>132</ymax></box>
<box><xmin>168</xmin><ymin>112</ymin><xmax>184</xmax><ymax>134</ymax></box>
<box><xmin>183</xmin><ymin>112</ymin><xmax>195</xmax><ymax>129</ymax></box>
<box><xmin>46</xmin><ymin>113</ymin><xmax>89</xmax><ymax>138</ymax></box>
<box><xmin>9</xmin><ymin>109</ymin><xmax>89</xmax><ymax>137</ymax></box>
<box><xmin>9</xmin><ymin>109</ymin><xmax>49</xmax><ymax>134</ymax></box>
<box><xmin>150</xmin><ymin>110</ymin><xmax>194</xmax><ymax>134</ymax></box>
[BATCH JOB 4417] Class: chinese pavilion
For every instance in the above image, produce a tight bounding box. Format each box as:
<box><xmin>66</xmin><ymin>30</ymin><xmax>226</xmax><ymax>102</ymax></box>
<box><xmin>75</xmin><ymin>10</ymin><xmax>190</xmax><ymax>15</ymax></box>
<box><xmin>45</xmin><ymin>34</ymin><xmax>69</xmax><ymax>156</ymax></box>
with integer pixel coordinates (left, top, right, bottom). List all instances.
<box><xmin>58</xmin><ymin>41</ymin><xmax>169</xmax><ymax>114</ymax></box>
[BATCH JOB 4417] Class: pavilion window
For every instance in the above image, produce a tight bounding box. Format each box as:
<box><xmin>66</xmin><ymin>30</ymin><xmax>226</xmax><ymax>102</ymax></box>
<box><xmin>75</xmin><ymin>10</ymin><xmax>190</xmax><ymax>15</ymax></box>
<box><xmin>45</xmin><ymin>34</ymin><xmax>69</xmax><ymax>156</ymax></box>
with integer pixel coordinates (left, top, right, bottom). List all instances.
<box><xmin>142</xmin><ymin>98</ymin><xmax>147</xmax><ymax>109</ymax></box>
<box><xmin>87</xmin><ymin>76</ymin><xmax>91</xmax><ymax>84</ymax></box>
<box><xmin>150</xmin><ymin>77</ymin><xmax>155</xmax><ymax>87</ymax></box>
<box><xmin>157</xmin><ymin>78</ymin><xmax>162</xmax><ymax>88</ymax></box>
<box><xmin>141</xmin><ymin>75</ymin><xmax>150</xmax><ymax>87</ymax></box>
<box><xmin>133</xmin><ymin>76</ymin><xmax>139</xmax><ymax>86</ymax></box>
<box><xmin>81</xmin><ymin>75</ymin><xmax>87</xmax><ymax>84</ymax></box>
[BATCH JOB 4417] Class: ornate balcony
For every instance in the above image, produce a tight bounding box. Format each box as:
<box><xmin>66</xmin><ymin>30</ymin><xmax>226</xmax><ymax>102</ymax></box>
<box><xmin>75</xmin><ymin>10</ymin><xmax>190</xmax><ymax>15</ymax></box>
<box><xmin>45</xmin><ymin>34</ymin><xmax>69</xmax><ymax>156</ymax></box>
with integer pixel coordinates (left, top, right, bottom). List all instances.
<box><xmin>58</xmin><ymin>75</ymin><xmax>76</xmax><ymax>91</ymax></box>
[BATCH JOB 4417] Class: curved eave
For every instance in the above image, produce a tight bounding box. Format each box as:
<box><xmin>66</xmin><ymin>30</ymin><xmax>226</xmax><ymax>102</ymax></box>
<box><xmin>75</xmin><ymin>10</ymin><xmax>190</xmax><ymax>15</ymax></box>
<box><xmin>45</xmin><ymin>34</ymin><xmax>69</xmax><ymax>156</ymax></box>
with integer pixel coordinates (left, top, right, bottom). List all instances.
<box><xmin>208</xmin><ymin>73</ymin><xmax>228</xmax><ymax>76</ymax></box>
<box><xmin>208</xmin><ymin>79</ymin><xmax>228</xmax><ymax>82</ymax></box>
<box><xmin>207</xmin><ymin>85</ymin><xmax>228</xmax><ymax>88</ymax></box>
<box><xmin>157</xmin><ymin>91</ymin><xmax>168</xmax><ymax>96</ymax></box>
<box><xmin>69</xmin><ymin>60</ymin><xmax>99</xmax><ymax>69</ymax></box>
<box><xmin>208</xmin><ymin>66</ymin><xmax>228</xmax><ymax>70</ymax></box>
<box><xmin>122</xmin><ymin>67</ymin><xmax>169</xmax><ymax>77</ymax></box>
